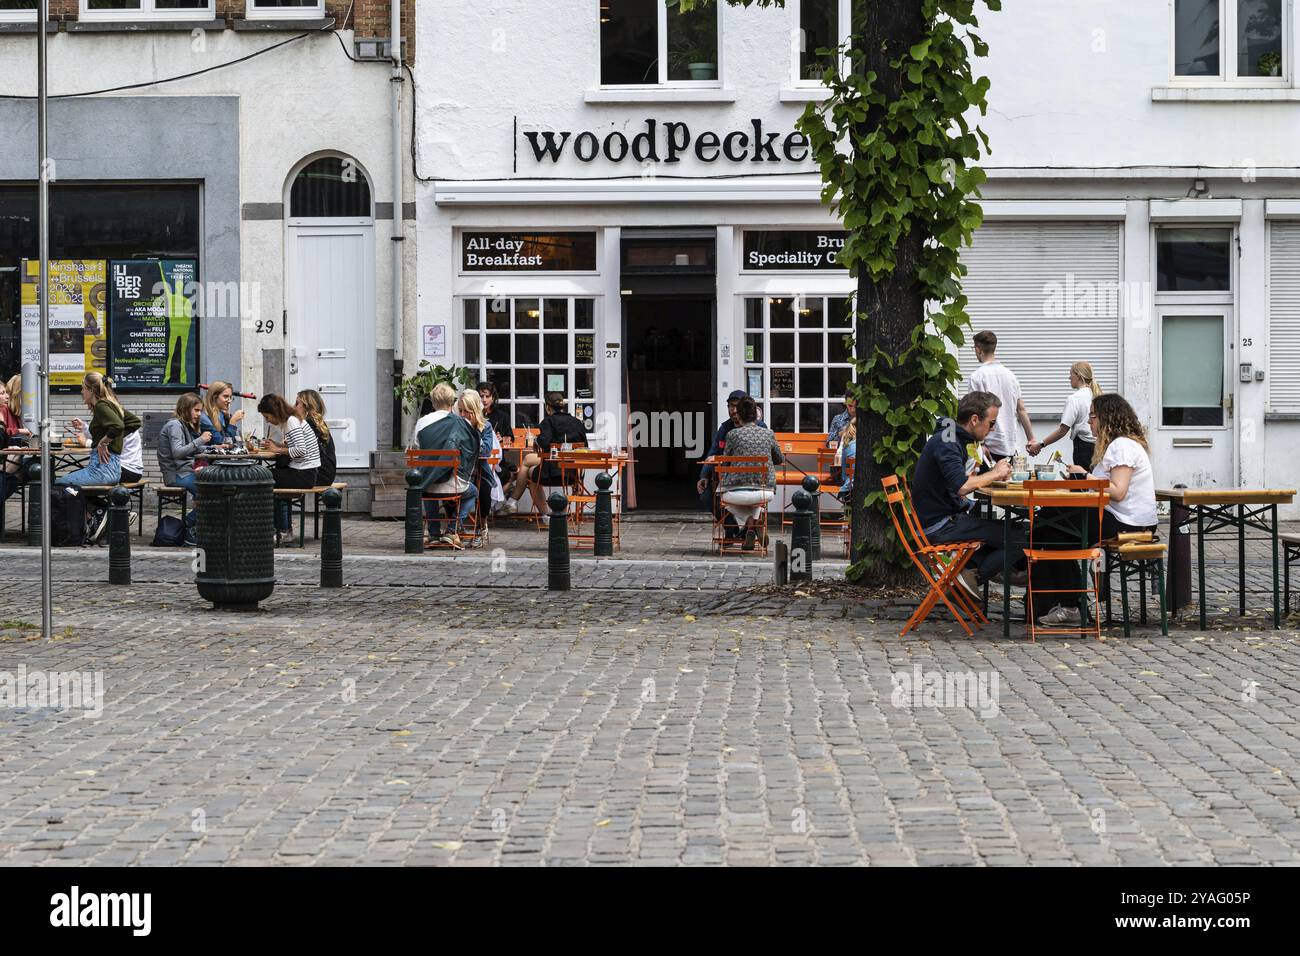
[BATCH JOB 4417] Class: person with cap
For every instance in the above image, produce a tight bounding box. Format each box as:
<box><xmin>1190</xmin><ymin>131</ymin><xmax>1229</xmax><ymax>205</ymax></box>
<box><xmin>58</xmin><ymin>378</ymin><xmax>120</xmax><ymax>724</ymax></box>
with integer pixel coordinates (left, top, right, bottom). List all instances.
<box><xmin>697</xmin><ymin>390</ymin><xmax>767</xmax><ymax>538</ymax></box>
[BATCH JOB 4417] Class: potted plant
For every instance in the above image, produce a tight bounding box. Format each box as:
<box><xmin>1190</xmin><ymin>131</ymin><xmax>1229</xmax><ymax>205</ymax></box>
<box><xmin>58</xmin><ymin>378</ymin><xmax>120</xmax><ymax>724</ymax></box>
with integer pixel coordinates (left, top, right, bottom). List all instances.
<box><xmin>1257</xmin><ymin>51</ymin><xmax>1282</xmax><ymax>77</ymax></box>
<box><xmin>395</xmin><ymin>361</ymin><xmax>477</xmax><ymax>417</ymax></box>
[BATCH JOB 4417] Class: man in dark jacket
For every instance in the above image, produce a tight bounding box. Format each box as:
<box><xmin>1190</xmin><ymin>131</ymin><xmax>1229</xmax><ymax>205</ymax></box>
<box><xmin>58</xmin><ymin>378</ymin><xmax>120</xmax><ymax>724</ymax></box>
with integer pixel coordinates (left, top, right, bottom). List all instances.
<box><xmin>913</xmin><ymin>390</ymin><xmax>1023</xmax><ymax>600</ymax></box>
<box><xmin>413</xmin><ymin>382</ymin><xmax>480</xmax><ymax>546</ymax></box>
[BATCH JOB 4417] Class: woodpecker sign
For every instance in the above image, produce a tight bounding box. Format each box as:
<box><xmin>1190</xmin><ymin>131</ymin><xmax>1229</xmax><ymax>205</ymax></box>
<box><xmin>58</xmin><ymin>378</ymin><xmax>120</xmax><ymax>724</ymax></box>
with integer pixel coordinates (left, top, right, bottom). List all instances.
<box><xmin>519</xmin><ymin>117</ymin><xmax>812</xmax><ymax>167</ymax></box>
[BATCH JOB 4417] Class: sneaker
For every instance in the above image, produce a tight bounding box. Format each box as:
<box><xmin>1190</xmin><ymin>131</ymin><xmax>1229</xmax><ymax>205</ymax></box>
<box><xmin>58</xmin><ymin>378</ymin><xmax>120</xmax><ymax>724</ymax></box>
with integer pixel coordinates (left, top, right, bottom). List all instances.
<box><xmin>439</xmin><ymin>533</ymin><xmax>462</xmax><ymax>549</ymax></box>
<box><xmin>1038</xmin><ymin>605</ymin><xmax>1081</xmax><ymax>626</ymax></box>
<box><xmin>954</xmin><ymin>568</ymin><xmax>982</xmax><ymax>604</ymax></box>
<box><xmin>86</xmin><ymin>508</ymin><xmax>109</xmax><ymax>544</ymax></box>
<box><xmin>499</xmin><ymin>498</ymin><xmax>517</xmax><ymax>515</ymax></box>
<box><xmin>742</xmin><ymin>527</ymin><xmax>756</xmax><ymax>551</ymax></box>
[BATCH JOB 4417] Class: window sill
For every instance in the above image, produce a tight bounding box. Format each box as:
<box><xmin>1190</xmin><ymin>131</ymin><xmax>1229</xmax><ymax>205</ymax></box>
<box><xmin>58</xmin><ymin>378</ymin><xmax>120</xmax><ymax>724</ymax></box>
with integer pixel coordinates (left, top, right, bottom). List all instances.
<box><xmin>66</xmin><ymin>19</ymin><xmax>225</xmax><ymax>32</ymax></box>
<box><xmin>0</xmin><ymin>21</ymin><xmax>55</xmax><ymax>33</ymax></box>
<box><xmin>584</xmin><ymin>87</ymin><xmax>736</xmax><ymax>104</ymax></box>
<box><xmin>779</xmin><ymin>87</ymin><xmax>829</xmax><ymax>103</ymax></box>
<box><xmin>1152</xmin><ymin>85</ymin><xmax>1300</xmax><ymax>102</ymax></box>
<box><xmin>232</xmin><ymin>16</ymin><xmax>332</xmax><ymax>31</ymax></box>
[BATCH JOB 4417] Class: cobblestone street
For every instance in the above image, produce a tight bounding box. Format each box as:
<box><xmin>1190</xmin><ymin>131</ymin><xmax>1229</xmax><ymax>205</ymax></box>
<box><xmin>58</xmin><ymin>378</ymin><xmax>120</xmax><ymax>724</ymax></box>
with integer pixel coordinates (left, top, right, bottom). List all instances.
<box><xmin>2</xmin><ymin>519</ymin><xmax>1299</xmax><ymax>867</ymax></box>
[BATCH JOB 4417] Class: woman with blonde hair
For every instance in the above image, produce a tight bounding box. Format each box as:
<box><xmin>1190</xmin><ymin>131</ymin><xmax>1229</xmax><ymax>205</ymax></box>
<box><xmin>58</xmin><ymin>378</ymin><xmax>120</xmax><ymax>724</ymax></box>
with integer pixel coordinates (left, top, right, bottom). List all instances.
<box><xmin>1032</xmin><ymin>361</ymin><xmax>1103</xmax><ymax>469</ymax></box>
<box><xmin>55</xmin><ymin>372</ymin><xmax>127</xmax><ymax>488</ymax></box>
<box><xmin>458</xmin><ymin>388</ymin><xmax>503</xmax><ymax>522</ymax></box>
<box><xmin>200</xmin><ymin>380</ymin><xmax>244</xmax><ymax>447</ymax></box>
<box><xmin>1</xmin><ymin>378</ymin><xmax>33</xmax><ymax>501</ymax></box>
<box><xmin>294</xmin><ymin>389</ymin><xmax>335</xmax><ymax>486</ymax></box>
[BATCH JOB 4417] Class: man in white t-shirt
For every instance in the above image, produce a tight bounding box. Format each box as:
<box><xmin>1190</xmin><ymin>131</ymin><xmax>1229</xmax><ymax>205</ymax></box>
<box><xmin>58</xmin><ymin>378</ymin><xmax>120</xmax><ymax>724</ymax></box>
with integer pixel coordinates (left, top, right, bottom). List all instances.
<box><xmin>967</xmin><ymin>330</ymin><xmax>1038</xmax><ymax>461</ymax></box>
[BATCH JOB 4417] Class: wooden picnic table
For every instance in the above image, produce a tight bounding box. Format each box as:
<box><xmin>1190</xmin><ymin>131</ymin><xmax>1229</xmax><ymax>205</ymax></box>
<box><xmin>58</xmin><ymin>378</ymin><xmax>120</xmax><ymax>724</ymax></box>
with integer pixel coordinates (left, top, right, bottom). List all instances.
<box><xmin>1156</xmin><ymin>487</ymin><xmax>1296</xmax><ymax>630</ymax></box>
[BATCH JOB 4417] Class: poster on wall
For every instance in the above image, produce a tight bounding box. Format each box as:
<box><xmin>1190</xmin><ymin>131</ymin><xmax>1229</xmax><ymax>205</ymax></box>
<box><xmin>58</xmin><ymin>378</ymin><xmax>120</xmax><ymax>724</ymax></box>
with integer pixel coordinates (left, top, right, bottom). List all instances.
<box><xmin>107</xmin><ymin>259</ymin><xmax>199</xmax><ymax>388</ymax></box>
<box><xmin>19</xmin><ymin>259</ymin><xmax>108</xmax><ymax>388</ymax></box>
<box><xmin>422</xmin><ymin>325</ymin><xmax>446</xmax><ymax>357</ymax></box>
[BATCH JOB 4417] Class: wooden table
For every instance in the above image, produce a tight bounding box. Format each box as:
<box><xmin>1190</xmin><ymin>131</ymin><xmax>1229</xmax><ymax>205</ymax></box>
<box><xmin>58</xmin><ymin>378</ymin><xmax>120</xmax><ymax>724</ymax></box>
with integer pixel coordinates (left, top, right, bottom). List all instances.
<box><xmin>1157</xmin><ymin>487</ymin><xmax>1296</xmax><ymax>630</ymax></box>
<box><xmin>974</xmin><ymin>484</ymin><xmax>1105</xmax><ymax>639</ymax></box>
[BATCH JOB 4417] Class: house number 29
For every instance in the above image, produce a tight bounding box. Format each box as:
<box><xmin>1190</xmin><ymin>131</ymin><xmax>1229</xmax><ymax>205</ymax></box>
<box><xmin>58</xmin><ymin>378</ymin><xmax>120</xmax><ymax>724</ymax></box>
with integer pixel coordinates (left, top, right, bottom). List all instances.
<box><xmin>255</xmin><ymin>319</ymin><xmax>276</xmax><ymax>334</ymax></box>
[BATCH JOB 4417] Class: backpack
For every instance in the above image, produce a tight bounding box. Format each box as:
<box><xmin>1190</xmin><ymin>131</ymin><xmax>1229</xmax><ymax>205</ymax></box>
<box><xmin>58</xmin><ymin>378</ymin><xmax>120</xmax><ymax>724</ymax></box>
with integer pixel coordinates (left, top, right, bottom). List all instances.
<box><xmin>151</xmin><ymin>514</ymin><xmax>187</xmax><ymax>547</ymax></box>
<box><xmin>49</xmin><ymin>487</ymin><xmax>87</xmax><ymax>547</ymax></box>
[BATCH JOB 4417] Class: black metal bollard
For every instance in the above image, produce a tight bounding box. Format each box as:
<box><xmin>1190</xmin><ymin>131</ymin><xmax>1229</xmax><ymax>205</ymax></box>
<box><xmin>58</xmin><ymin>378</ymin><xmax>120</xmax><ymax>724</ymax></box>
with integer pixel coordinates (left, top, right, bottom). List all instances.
<box><xmin>320</xmin><ymin>487</ymin><xmax>343</xmax><ymax>588</ymax></box>
<box><xmin>547</xmin><ymin>492</ymin><xmax>570</xmax><ymax>591</ymax></box>
<box><xmin>790</xmin><ymin>488</ymin><xmax>814</xmax><ymax>583</ymax></box>
<box><xmin>1168</xmin><ymin>482</ymin><xmax>1192</xmax><ymax>610</ymax></box>
<box><xmin>801</xmin><ymin>475</ymin><xmax>822</xmax><ymax>561</ymax></box>
<box><xmin>405</xmin><ymin>469</ymin><xmax>425</xmax><ymax>554</ymax></box>
<box><xmin>593</xmin><ymin>472</ymin><xmax>614</xmax><ymax>557</ymax></box>
<box><xmin>25</xmin><ymin>460</ymin><xmax>41</xmax><ymax>547</ymax></box>
<box><xmin>108</xmin><ymin>485</ymin><xmax>131</xmax><ymax>585</ymax></box>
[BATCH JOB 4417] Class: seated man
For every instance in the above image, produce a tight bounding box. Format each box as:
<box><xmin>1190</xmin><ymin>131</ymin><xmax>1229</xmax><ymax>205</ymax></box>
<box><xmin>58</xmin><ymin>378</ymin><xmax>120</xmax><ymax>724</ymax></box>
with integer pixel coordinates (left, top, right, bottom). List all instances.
<box><xmin>912</xmin><ymin>390</ymin><xmax>1026</xmax><ymax>600</ymax></box>
<box><xmin>413</xmin><ymin>382</ymin><xmax>480</xmax><ymax>548</ymax></box>
<box><xmin>696</xmin><ymin>390</ymin><xmax>766</xmax><ymax>540</ymax></box>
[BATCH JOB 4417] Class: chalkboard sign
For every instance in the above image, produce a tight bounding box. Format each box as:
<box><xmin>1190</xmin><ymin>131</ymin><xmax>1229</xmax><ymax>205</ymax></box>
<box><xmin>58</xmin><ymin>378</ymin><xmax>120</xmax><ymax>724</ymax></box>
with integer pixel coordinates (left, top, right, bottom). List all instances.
<box><xmin>576</xmin><ymin>334</ymin><xmax>594</xmax><ymax>363</ymax></box>
<box><xmin>770</xmin><ymin>367</ymin><xmax>795</xmax><ymax>397</ymax></box>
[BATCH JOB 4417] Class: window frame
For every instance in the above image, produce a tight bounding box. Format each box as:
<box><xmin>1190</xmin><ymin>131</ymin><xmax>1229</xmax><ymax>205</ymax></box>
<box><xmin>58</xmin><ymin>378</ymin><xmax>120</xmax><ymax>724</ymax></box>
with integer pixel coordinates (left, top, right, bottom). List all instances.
<box><xmin>246</xmin><ymin>0</ymin><xmax>325</xmax><ymax>21</ymax></box>
<box><xmin>78</xmin><ymin>0</ymin><xmax>214</xmax><ymax>21</ymax></box>
<box><xmin>1169</xmin><ymin>0</ymin><xmax>1291</xmax><ymax>85</ymax></box>
<box><xmin>0</xmin><ymin>1</ymin><xmax>37</xmax><ymax>22</ymax></box>
<box><xmin>791</xmin><ymin>0</ymin><xmax>852</xmax><ymax>88</ymax></box>
<box><xmin>598</xmin><ymin>0</ymin><xmax>724</xmax><ymax>89</ymax></box>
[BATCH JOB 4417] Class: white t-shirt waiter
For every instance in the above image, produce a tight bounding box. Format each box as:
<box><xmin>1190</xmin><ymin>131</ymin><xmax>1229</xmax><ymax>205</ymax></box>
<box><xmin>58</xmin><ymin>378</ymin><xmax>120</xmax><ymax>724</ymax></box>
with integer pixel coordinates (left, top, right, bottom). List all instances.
<box><xmin>967</xmin><ymin>331</ymin><xmax>1037</xmax><ymax>460</ymax></box>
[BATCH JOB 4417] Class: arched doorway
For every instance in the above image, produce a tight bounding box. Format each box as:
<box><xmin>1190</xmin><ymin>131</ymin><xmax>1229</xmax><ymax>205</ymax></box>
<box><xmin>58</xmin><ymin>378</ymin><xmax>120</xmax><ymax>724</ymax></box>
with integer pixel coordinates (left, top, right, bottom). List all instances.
<box><xmin>285</xmin><ymin>155</ymin><xmax>376</xmax><ymax>468</ymax></box>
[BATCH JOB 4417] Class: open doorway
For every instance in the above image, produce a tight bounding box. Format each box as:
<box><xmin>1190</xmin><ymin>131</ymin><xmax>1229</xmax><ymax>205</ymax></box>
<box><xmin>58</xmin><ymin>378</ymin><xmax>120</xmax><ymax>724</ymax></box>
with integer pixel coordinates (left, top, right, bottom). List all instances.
<box><xmin>624</xmin><ymin>296</ymin><xmax>713</xmax><ymax>510</ymax></box>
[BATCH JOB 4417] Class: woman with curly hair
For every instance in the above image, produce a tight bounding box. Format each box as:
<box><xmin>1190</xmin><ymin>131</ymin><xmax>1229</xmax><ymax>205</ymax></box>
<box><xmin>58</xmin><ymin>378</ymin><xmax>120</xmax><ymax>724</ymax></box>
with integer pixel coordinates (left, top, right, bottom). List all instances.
<box><xmin>1034</xmin><ymin>393</ymin><xmax>1157</xmax><ymax>627</ymax></box>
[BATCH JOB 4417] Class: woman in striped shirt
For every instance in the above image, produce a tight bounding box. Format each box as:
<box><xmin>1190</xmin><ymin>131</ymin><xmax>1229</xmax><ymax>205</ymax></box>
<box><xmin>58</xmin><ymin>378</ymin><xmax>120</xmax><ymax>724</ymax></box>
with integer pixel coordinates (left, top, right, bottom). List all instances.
<box><xmin>257</xmin><ymin>393</ymin><xmax>319</xmax><ymax>547</ymax></box>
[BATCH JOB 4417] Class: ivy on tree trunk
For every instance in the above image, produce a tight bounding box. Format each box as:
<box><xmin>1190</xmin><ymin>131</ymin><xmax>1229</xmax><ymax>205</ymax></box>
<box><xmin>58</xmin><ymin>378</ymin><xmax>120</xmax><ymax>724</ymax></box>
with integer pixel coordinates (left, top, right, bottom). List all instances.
<box><xmin>676</xmin><ymin>0</ymin><xmax>1000</xmax><ymax>584</ymax></box>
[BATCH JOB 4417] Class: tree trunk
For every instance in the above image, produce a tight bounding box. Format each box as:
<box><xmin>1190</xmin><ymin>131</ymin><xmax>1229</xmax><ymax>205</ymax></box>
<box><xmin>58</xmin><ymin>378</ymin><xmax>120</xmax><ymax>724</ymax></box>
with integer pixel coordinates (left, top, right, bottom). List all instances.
<box><xmin>849</xmin><ymin>0</ymin><xmax>929</xmax><ymax>584</ymax></box>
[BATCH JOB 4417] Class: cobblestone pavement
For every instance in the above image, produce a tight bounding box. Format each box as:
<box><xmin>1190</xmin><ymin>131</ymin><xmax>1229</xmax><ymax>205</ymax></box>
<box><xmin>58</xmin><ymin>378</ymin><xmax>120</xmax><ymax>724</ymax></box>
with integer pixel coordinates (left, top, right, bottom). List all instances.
<box><xmin>2</xmin><ymin>537</ymin><xmax>1299</xmax><ymax>867</ymax></box>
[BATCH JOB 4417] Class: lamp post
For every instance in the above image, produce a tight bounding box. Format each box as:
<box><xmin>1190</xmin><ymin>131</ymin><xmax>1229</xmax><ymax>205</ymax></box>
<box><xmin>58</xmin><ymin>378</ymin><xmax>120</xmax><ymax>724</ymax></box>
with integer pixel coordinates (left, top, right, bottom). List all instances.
<box><xmin>37</xmin><ymin>0</ymin><xmax>53</xmax><ymax>641</ymax></box>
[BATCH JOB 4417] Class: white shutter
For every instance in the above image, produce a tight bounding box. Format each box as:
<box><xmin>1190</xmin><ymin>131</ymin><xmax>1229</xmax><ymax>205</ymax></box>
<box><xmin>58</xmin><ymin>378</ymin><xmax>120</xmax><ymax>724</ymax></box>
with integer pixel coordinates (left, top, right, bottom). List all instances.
<box><xmin>958</xmin><ymin>222</ymin><xmax>1122</xmax><ymax>416</ymax></box>
<box><xmin>1269</xmin><ymin>223</ymin><xmax>1300</xmax><ymax>413</ymax></box>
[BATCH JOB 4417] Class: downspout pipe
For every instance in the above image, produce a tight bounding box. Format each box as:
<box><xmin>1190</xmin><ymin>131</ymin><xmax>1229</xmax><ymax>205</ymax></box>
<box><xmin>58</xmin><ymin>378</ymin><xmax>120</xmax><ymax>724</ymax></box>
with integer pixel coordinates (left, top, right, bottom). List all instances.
<box><xmin>390</xmin><ymin>0</ymin><xmax>405</xmax><ymax>449</ymax></box>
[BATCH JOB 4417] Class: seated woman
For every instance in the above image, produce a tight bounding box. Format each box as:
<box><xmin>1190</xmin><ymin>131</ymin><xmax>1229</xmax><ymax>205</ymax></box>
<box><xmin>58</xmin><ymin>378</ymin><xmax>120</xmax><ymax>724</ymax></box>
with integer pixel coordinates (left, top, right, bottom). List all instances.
<box><xmin>499</xmin><ymin>391</ymin><xmax>587</xmax><ymax>516</ymax></box>
<box><xmin>200</xmin><ymin>381</ymin><xmax>245</xmax><ymax>448</ymax></box>
<box><xmin>72</xmin><ymin>376</ymin><xmax>142</xmax><ymax>483</ymax></box>
<box><xmin>257</xmin><ymin>394</ymin><xmax>320</xmax><ymax>547</ymax></box>
<box><xmin>1035</xmin><ymin>392</ymin><xmax>1157</xmax><ymax>627</ymax></box>
<box><xmin>295</xmin><ymin>389</ymin><xmax>336</xmax><ymax>487</ymax></box>
<box><xmin>459</xmin><ymin>389</ymin><xmax>503</xmax><ymax>526</ymax></box>
<box><xmin>719</xmin><ymin>395</ymin><xmax>784</xmax><ymax>551</ymax></box>
<box><xmin>835</xmin><ymin>420</ymin><xmax>857</xmax><ymax>506</ymax></box>
<box><xmin>157</xmin><ymin>393</ymin><xmax>211</xmax><ymax>542</ymax></box>
<box><xmin>1</xmin><ymin>378</ymin><xmax>32</xmax><ymax>501</ymax></box>
<box><xmin>55</xmin><ymin>373</ymin><xmax>127</xmax><ymax>488</ymax></box>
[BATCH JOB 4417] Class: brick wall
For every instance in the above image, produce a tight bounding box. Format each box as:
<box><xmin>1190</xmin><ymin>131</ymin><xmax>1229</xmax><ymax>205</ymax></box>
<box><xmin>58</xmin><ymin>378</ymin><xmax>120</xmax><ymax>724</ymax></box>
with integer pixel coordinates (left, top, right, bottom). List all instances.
<box><xmin>39</xmin><ymin>0</ymin><xmax>414</xmax><ymax>63</ymax></box>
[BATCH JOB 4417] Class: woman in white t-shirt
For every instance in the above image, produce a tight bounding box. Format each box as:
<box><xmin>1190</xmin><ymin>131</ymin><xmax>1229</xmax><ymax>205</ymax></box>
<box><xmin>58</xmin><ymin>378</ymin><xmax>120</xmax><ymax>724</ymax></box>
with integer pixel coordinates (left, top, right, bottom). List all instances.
<box><xmin>1037</xmin><ymin>394</ymin><xmax>1157</xmax><ymax>626</ymax></box>
<box><xmin>1033</xmin><ymin>362</ymin><xmax>1102</xmax><ymax>469</ymax></box>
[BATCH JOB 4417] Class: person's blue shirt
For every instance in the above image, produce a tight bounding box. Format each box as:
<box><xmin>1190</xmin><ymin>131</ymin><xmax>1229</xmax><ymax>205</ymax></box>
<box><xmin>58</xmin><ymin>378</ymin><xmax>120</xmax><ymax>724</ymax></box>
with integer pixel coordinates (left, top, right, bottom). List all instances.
<box><xmin>912</xmin><ymin>418</ymin><xmax>976</xmax><ymax>531</ymax></box>
<box><xmin>199</xmin><ymin>410</ymin><xmax>239</xmax><ymax>444</ymax></box>
<box><xmin>829</xmin><ymin>408</ymin><xmax>854</xmax><ymax>444</ymax></box>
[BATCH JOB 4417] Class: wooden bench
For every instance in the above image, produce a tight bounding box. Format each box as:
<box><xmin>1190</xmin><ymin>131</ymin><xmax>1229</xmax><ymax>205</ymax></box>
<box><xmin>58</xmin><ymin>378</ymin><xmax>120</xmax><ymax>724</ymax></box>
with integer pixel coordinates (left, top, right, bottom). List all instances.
<box><xmin>273</xmin><ymin>484</ymin><xmax>337</xmax><ymax>547</ymax></box>
<box><xmin>1283</xmin><ymin>533</ymin><xmax>1300</xmax><ymax>617</ymax></box>
<box><xmin>312</xmin><ymin>482</ymin><xmax>347</xmax><ymax>539</ymax></box>
<box><xmin>1101</xmin><ymin>532</ymin><xmax>1169</xmax><ymax>637</ymax></box>
<box><xmin>77</xmin><ymin>480</ymin><xmax>147</xmax><ymax>537</ymax></box>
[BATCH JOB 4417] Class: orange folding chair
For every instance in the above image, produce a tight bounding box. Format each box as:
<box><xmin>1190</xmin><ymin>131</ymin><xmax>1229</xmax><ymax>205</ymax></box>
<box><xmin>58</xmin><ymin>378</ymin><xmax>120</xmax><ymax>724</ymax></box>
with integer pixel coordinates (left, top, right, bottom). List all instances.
<box><xmin>881</xmin><ymin>475</ymin><xmax>987</xmax><ymax>637</ymax></box>
<box><xmin>406</xmin><ymin>448</ymin><xmax>476</xmax><ymax>549</ymax></box>
<box><xmin>713</xmin><ymin>456</ymin><xmax>772</xmax><ymax>555</ymax></box>
<box><xmin>1024</xmin><ymin>479</ymin><xmax>1108</xmax><ymax>642</ymax></box>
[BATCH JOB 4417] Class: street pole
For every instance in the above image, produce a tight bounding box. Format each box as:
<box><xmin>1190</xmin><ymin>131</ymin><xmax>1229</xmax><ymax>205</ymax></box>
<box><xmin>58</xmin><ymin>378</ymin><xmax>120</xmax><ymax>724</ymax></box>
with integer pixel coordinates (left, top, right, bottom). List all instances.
<box><xmin>37</xmin><ymin>0</ymin><xmax>53</xmax><ymax>642</ymax></box>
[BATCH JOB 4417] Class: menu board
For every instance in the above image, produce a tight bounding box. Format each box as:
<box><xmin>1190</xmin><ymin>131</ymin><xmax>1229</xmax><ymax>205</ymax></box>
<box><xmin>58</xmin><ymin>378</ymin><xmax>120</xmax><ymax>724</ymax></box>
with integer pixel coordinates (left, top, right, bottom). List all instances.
<box><xmin>461</xmin><ymin>232</ymin><xmax>597</xmax><ymax>272</ymax></box>
<box><xmin>770</xmin><ymin>367</ymin><xmax>795</xmax><ymax>397</ymax></box>
<box><xmin>19</xmin><ymin>259</ymin><xmax>108</xmax><ymax>388</ymax></box>
<box><xmin>108</xmin><ymin>260</ymin><xmax>199</xmax><ymax>388</ymax></box>
<box><xmin>576</xmin><ymin>334</ymin><xmax>594</xmax><ymax>363</ymax></box>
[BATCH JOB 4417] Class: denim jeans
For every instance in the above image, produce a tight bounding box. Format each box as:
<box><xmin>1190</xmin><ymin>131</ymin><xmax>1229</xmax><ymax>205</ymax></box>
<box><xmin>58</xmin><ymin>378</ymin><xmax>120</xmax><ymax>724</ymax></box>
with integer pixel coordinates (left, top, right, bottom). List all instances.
<box><xmin>927</xmin><ymin>510</ymin><xmax>1026</xmax><ymax>583</ymax></box>
<box><xmin>425</xmin><ymin>482</ymin><xmax>478</xmax><ymax>538</ymax></box>
<box><xmin>55</xmin><ymin>453</ymin><xmax>121</xmax><ymax>488</ymax></box>
<box><xmin>172</xmin><ymin>473</ymin><xmax>199</xmax><ymax>529</ymax></box>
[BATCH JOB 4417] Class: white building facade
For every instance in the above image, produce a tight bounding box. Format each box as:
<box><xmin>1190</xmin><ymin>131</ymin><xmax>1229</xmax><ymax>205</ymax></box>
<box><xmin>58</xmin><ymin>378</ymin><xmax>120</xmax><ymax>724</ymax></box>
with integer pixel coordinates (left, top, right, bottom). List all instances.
<box><xmin>415</xmin><ymin>0</ymin><xmax>1300</xmax><ymax>511</ymax></box>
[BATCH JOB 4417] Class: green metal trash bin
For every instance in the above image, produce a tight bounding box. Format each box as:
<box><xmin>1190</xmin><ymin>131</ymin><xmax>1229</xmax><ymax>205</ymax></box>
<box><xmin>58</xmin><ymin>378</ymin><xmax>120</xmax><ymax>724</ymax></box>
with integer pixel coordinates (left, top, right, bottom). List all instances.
<box><xmin>195</xmin><ymin>458</ymin><xmax>275</xmax><ymax>610</ymax></box>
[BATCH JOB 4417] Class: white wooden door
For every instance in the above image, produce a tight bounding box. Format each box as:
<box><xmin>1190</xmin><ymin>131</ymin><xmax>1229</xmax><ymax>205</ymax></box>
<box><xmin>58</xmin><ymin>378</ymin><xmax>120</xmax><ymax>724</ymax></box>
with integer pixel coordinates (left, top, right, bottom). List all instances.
<box><xmin>288</xmin><ymin>222</ymin><xmax>376</xmax><ymax>468</ymax></box>
<box><xmin>1152</xmin><ymin>305</ymin><xmax>1236</xmax><ymax>488</ymax></box>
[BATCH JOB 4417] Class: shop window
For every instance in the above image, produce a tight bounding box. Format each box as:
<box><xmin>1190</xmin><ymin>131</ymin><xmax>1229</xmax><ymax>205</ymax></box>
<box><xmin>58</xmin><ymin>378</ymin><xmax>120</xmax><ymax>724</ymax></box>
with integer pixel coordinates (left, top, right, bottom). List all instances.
<box><xmin>462</xmin><ymin>297</ymin><xmax>597</xmax><ymax>430</ymax></box>
<box><xmin>247</xmin><ymin>0</ymin><xmax>323</xmax><ymax>19</ymax></box>
<box><xmin>1156</xmin><ymin>227</ymin><xmax>1232</xmax><ymax>292</ymax></box>
<box><xmin>600</xmin><ymin>0</ymin><xmax>720</xmax><ymax>85</ymax></box>
<box><xmin>289</xmin><ymin>157</ymin><xmax>372</xmax><ymax>219</ymax></box>
<box><xmin>0</xmin><ymin>0</ymin><xmax>37</xmax><ymax>21</ymax></box>
<box><xmin>743</xmin><ymin>295</ymin><xmax>854</xmax><ymax>433</ymax></box>
<box><xmin>1174</xmin><ymin>0</ymin><xmax>1286</xmax><ymax>80</ymax></box>
<box><xmin>80</xmin><ymin>0</ymin><xmax>213</xmax><ymax>20</ymax></box>
<box><xmin>0</xmin><ymin>184</ymin><xmax>202</xmax><ymax>391</ymax></box>
<box><xmin>1161</xmin><ymin>314</ymin><xmax>1226</xmax><ymax>426</ymax></box>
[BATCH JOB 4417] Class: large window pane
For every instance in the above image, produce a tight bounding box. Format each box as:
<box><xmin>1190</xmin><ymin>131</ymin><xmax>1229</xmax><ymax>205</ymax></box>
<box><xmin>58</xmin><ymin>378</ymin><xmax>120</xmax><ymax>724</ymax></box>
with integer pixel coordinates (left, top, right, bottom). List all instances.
<box><xmin>1175</xmin><ymin>0</ymin><xmax>1221</xmax><ymax>76</ymax></box>
<box><xmin>667</xmin><ymin>4</ymin><xmax>717</xmax><ymax>81</ymax></box>
<box><xmin>800</xmin><ymin>0</ymin><xmax>838</xmax><ymax>80</ymax></box>
<box><xmin>1239</xmin><ymin>0</ymin><xmax>1283</xmax><ymax>76</ymax></box>
<box><xmin>515</xmin><ymin>298</ymin><xmax>540</xmax><ymax>329</ymax></box>
<box><xmin>1156</xmin><ymin>227</ymin><xmax>1232</xmax><ymax>291</ymax></box>
<box><xmin>601</xmin><ymin>0</ymin><xmax>658</xmax><ymax>85</ymax></box>
<box><xmin>0</xmin><ymin>0</ymin><xmax>38</xmax><ymax>8</ymax></box>
<box><xmin>1162</xmin><ymin>315</ymin><xmax>1224</xmax><ymax>426</ymax></box>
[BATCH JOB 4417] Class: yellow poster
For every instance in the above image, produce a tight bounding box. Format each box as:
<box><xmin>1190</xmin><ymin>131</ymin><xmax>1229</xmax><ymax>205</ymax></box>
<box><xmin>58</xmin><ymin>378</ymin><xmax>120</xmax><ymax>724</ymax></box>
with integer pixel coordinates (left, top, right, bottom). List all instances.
<box><xmin>20</xmin><ymin>259</ymin><xmax>108</xmax><ymax>388</ymax></box>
